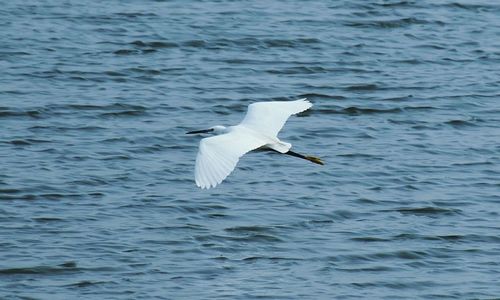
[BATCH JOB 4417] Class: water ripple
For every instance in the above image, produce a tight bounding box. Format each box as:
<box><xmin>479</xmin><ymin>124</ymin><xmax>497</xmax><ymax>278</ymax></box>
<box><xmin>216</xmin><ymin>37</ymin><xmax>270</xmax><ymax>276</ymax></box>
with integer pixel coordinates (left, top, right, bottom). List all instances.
<box><xmin>1</xmin><ymin>0</ymin><xmax>499</xmax><ymax>298</ymax></box>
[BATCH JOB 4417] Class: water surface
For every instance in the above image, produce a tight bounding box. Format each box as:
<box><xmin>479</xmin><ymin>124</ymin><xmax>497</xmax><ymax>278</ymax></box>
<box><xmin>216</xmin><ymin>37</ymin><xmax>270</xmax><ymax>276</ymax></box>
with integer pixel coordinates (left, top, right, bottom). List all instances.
<box><xmin>1</xmin><ymin>1</ymin><xmax>500</xmax><ymax>299</ymax></box>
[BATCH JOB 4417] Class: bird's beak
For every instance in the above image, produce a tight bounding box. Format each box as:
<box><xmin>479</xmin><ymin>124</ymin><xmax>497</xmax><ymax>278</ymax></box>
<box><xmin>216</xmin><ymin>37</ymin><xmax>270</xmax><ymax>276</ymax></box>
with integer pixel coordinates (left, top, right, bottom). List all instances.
<box><xmin>186</xmin><ymin>128</ymin><xmax>214</xmax><ymax>134</ymax></box>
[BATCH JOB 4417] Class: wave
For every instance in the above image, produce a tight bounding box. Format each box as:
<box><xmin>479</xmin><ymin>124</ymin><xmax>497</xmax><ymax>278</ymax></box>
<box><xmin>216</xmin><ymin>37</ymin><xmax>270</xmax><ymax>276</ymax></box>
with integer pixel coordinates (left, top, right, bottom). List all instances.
<box><xmin>445</xmin><ymin>119</ymin><xmax>478</xmax><ymax>127</ymax></box>
<box><xmin>266</xmin><ymin>66</ymin><xmax>330</xmax><ymax>74</ymax></box>
<box><xmin>345</xmin><ymin>17</ymin><xmax>443</xmax><ymax>29</ymax></box>
<box><xmin>394</xmin><ymin>206</ymin><xmax>462</xmax><ymax>216</ymax></box>
<box><xmin>0</xmin><ymin>263</ymin><xmax>78</xmax><ymax>275</ymax></box>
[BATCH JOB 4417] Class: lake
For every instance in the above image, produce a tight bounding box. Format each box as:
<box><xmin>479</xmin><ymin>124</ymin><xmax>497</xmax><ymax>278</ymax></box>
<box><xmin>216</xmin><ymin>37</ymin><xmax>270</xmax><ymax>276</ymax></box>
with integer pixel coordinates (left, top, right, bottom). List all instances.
<box><xmin>1</xmin><ymin>1</ymin><xmax>499</xmax><ymax>299</ymax></box>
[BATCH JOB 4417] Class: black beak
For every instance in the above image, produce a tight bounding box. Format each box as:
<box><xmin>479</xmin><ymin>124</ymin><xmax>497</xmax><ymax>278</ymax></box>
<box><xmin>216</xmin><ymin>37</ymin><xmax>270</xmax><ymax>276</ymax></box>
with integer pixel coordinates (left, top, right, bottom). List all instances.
<box><xmin>186</xmin><ymin>128</ymin><xmax>214</xmax><ymax>134</ymax></box>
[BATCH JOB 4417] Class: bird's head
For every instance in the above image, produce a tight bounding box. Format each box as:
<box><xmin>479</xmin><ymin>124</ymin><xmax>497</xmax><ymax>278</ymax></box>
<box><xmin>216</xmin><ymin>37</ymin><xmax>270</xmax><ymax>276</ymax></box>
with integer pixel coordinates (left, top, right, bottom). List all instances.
<box><xmin>186</xmin><ymin>125</ymin><xmax>228</xmax><ymax>135</ymax></box>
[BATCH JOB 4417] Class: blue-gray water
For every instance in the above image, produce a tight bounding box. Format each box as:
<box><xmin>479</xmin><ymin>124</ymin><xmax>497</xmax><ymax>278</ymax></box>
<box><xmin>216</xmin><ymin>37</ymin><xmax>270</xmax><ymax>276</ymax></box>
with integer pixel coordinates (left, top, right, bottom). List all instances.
<box><xmin>1</xmin><ymin>1</ymin><xmax>500</xmax><ymax>299</ymax></box>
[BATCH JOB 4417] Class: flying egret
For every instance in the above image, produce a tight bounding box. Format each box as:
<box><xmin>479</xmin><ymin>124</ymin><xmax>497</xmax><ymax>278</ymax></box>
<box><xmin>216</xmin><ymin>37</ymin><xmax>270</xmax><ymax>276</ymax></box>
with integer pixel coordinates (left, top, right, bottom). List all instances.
<box><xmin>187</xmin><ymin>98</ymin><xmax>323</xmax><ymax>189</ymax></box>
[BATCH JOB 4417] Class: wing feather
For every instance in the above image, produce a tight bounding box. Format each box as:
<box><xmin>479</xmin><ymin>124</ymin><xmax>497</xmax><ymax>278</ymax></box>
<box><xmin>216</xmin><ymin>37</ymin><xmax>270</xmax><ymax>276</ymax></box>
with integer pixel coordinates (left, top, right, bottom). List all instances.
<box><xmin>196</xmin><ymin>153</ymin><xmax>210</xmax><ymax>188</ymax></box>
<box><xmin>240</xmin><ymin>98</ymin><xmax>312</xmax><ymax>137</ymax></box>
<box><xmin>195</xmin><ymin>127</ymin><xmax>266</xmax><ymax>189</ymax></box>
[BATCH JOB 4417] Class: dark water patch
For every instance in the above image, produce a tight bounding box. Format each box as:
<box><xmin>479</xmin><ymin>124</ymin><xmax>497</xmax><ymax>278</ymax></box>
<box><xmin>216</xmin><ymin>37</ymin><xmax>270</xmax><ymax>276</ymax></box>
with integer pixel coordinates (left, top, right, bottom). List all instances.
<box><xmin>0</xmin><ymin>194</ymin><xmax>37</xmax><ymax>201</ymax></box>
<box><xmin>116</xmin><ymin>12</ymin><xmax>157</xmax><ymax>17</ymax></box>
<box><xmin>32</xmin><ymin>216</ymin><xmax>65</xmax><ymax>223</ymax></box>
<box><xmin>232</xmin><ymin>234</ymin><xmax>283</xmax><ymax>243</ymax></box>
<box><xmin>341</xmin><ymin>106</ymin><xmax>402</xmax><ymax>115</ymax></box>
<box><xmin>212</xmin><ymin>37</ymin><xmax>259</xmax><ymax>48</ymax></box>
<box><xmin>336</xmin><ymin>266</ymin><xmax>394</xmax><ymax>272</ymax></box>
<box><xmin>100</xmin><ymin>137</ymin><xmax>130</xmax><ymax>143</ymax></box>
<box><xmin>4</xmin><ymin>139</ymin><xmax>31</xmax><ymax>146</ymax></box>
<box><xmin>411</xmin><ymin>124</ymin><xmax>440</xmax><ymax>130</ymax></box>
<box><xmin>225</xmin><ymin>225</ymin><xmax>275</xmax><ymax>234</ymax></box>
<box><xmin>0</xmin><ymin>263</ymin><xmax>78</xmax><ymax>275</ymax></box>
<box><xmin>114</xmin><ymin>49</ymin><xmax>140</xmax><ymax>55</ymax></box>
<box><xmin>28</xmin><ymin>68</ymin><xmax>133</xmax><ymax>82</ymax></box>
<box><xmin>295</xmin><ymin>38</ymin><xmax>322</xmax><ymax>44</ymax></box>
<box><xmin>67</xmin><ymin>103</ymin><xmax>145</xmax><ymax>111</ymax></box>
<box><xmin>392</xmin><ymin>233</ymin><xmax>425</xmax><ymax>240</ymax></box>
<box><xmin>345</xmin><ymin>17</ymin><xmax>434</xmax><ymax>29</ymax></box>
<box><xmin>0</xmin><ymin>188</ymin><xmax>22</xmax><ymax>194</ymax></box>
<box><xmin>126</xmin><ymin>144</ymin><xmax>167</xmax><ymax>154</ymax></box>
<box><xmin>325</xmin><ymin>210</ymin><xmax>358</xmax><ymax>221</ymax></box>
<box><xmin>126</xmin><ymin>67</ymin><xmax>162</xmax><ymax>75</ymax></box>
<box><xmin>434</xmin><ymin>235</ymin><xmax>465</xmax><ymax>242</ymax></box>
<box><xmin>451</xmin><ymin>160</ymin><xmax>492</xmax><ymax>167</ymax></box>
<box><xmin>0</xmin><ymin>51</ymin><xmax>31</xmax><ymax>57</ymax></box>
<box><xmin>99</xmin><ymin>154</ymin><xmax>131</xmax><ymax>161</ymax></box>
<box><xmin>267</xmin><ymin>66</ymin><xmax>330</xmax><ymax>75</ymax></box>
<box><xmin>344</xmin><ymin>84</ymin><xmax>378</xmax><ymax>91</ymax></box>
<box><xmin>182</xmin><ymin>39</ymin><xmax>206</xmax><ymax>48</ymax></box>
<box><xmin>376</xmin><ymin>250</ymin><xmax>428</xmax><ymax>260</ymax></box>
<box><xmin>350</xmin><ymin>280</ymin><xmax>438</xmax><ymax>289</ymax></box>
<box><xmin>448</xmin><ymin>2</ymin><xmax>500</xmax><ymax>12</ymax></box>
<box><xmin>415</xmin><ymin>43</ymin><xmax>448</xmax><ymax>50</ymax></box>
<box><xmin>355</xmin><ymin>197</ymin><xmax>379</xmax><ymax>204</ymax></box>
<box><xmin>442</xmin><ymin>57</ymin><xmax>475</xmax><ymax>63</ymax></box>
<box><xmin>214</xmin><ymin>58</ymin><xmax>267</xmax><ymax>65</ymax></box>
<box><xmin>9</xmin><ymin>193</ymin><xmax>84</xmax><ymax>201</ymax></box>
<box><xmin>129</xmin><ymin>40</ymin><xmax>178</xmax><ymax>48</ymax></box>
<box><xmin>103</xmin><ymin>71</ymin><xmax>125</xmax><ymax>77</ymax></box>
<box><xmin>46</xmin><ymin>125</ymin><xmax>106</xmax><ymax>132</ymax></box>
<box><xmin>114</xmin><ymin>48</ymin><xmax>157</xmax><ymax>55</ymax></box>
<box><xmin>351</xmin><ymin>236</ymin><xmax>391</xmax><ymax>242</ymax></box>
<box><xmin>99</xmin><ymin>110</ymin><xmax>147</xmax><ymax>118</ymax></box>
<box><xmin>37</xmin><ymin>193</ymin><xmax>67</xmax><ymax>200</ymax></box>
<box><xmin>393</xmin><ymin>233</ymin><xmax>462</xmax><ymax>242</ymax></box>
<box><xmin>3</xmin><ymin>138</ymin><xmax>52</xmax><ymax>146</ymax></box>
<box><xmin>396</xmin><ymin>234</ymin><xmax>500</xmax><ymax>244</ymax></box>
<box><xmin>328</xmin><ymin>105</ymin><xmax>435</xmax><ymax>115</ymax></box>
<box><xmin>298</xmin><ymin>93</ymin><xmax>346</xmax><ymax>100</ymax></box>
<box><xmin>339</xmin><ymin>250</ymin><xmax>428</xmax><ymax>263</ymax></box>
<box><xmin>29</xmin><ymin>69</ymin><xmax>89</xmax><ymax>78</ymax></box>
<box><xmin>211</xmin><ymin>102</ymin><xmax>250</xmax><ymax>115</ymax></box>
<box><xmin>160</xmin><ymin>67</ymin><xmax>187</xmax><ymax>74</ymax></box>
<box><xmin>394</xmin><ymin>58</ymin><xmax>423</xmax><ymax>64</ymax></box>
<box><xmin>65</xmin><ymin>280</ymin><xmax>111</xmax><ymax>288</ymax></box>
<box><xmin>388</xmin><ymin>118</ymin><xmax>425</xmax><ymax>125</ymax></box>
<box><xmin>172</xmin><ymin>203</ymin><xmax>229</xmax><ymax>215</ymax></box>
<box><xmin>374</xmin><ymin>1</ymin><xmax>418</xmax><ymax>8</ymax></box>
<box><xmin>195</xmin><ymin>233</ymin><xmax>282</xmax><ymax>243</ymax></box>
<box><xmin>35</xmin><ymin>103</ymin><xmax>148</xmax><ymax>118</ymax></box>
<box><xmin>241</xmin><ymin>256</ymin><xmax>302</xmax><ymax>263</ymax></box>
<box><xmin>0</xmin><ymin>109</ymin><xmax>43</xmax><ymax>119</ymax></box>
<box><xmin>0</xmin><ymin>90</ymin><xmax>29</xmax><ymax>96</ymax></box>
<box><xmin>393</xmin><ymin>207</ymin><xmax>462</xmax><ymax>216</ymax></box>
<box><xmin>195</xmin><ymin>37</ymin><xmax>322</xmax><ymax>51</ymax></box>
<box><xmin>445</xmin><ymin>119</ymin><xmax>477</xmax><ymax>127</ymax></box>
<box><xmin>337</xmin><ymin>152</ymin><xmax>379</xmax><ymax>158</ymax></box>
<box><xmin>264</xmin><ymin>38</ymin><xmax>313</xmax><ymax>48</ymax></box>
<box><xmin>296</xmin><ymin>219</ymin><xmax>335</xmax><ymax>229</ymax></box>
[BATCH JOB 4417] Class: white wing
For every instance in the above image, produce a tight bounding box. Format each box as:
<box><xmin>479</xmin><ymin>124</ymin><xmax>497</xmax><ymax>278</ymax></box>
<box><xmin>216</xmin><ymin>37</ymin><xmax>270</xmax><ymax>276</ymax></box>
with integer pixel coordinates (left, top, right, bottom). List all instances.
<box><xmin>240</xmin><ymin>98</ymin><xmax>312</xmax><ymax>137</ymax></box>
<box><xmin>195</xmin><ymin>127</ymin><xmax>266</xmax><ymax>189</ymax></box>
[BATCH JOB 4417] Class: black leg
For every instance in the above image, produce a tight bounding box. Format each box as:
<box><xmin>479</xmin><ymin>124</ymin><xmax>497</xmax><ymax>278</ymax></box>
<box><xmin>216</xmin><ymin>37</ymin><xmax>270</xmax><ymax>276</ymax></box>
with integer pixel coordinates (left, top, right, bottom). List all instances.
<box><xmin>280</xmin><ymin>149</ymin><xmax>324</xmax><ymax>165</ymax></box>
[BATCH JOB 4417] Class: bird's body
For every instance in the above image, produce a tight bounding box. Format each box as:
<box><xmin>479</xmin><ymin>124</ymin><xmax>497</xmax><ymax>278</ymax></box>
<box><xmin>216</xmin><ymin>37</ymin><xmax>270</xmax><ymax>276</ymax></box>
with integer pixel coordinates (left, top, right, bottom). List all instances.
<box><xmin>187</xmin><ymin>98</ymin><xmax>323</xmax><ymax>189</ymax></box>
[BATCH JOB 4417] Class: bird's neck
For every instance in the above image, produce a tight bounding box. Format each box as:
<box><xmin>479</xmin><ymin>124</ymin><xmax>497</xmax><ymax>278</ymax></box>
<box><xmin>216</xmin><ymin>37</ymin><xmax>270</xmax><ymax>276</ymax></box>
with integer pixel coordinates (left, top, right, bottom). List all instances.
<box><xmin>212</xmin><ymin>125</ymin><xmax>228</xmax><ymax>135</ymax></box>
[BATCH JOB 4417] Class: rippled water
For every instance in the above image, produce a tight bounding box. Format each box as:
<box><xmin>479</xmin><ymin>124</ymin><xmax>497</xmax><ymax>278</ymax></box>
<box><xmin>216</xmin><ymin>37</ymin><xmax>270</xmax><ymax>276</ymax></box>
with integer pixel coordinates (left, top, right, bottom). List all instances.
<box><xmin>1</xmin><ymin>1</ymin><xmax>500</xmax><ymax>299</ymax></box>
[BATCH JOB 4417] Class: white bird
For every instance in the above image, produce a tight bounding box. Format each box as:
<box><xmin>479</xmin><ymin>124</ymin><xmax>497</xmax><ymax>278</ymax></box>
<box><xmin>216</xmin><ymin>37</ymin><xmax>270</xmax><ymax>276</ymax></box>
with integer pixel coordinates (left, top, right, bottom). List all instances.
<box><xmin>187</xmin><ymin>98</ymin><xmax>323</xmax><ymax>189</ymax></box>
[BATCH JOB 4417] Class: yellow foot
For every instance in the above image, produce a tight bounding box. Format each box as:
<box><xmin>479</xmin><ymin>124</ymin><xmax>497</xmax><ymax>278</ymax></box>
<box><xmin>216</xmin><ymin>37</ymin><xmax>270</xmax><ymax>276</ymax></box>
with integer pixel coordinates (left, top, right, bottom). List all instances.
<box><xmin>306</xmin><ymin>156</ymin><xmax>324</xmax><ymax>165</ymax></box>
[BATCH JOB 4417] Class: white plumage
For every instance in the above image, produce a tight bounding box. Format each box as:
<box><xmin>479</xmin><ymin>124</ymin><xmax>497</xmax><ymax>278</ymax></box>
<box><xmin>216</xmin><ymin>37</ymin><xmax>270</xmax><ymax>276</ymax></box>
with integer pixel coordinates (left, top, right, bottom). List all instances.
<box><xmin>189</xmin><ymin>98</ymin><xmax>314</xmax><ymax>189</ymax></box>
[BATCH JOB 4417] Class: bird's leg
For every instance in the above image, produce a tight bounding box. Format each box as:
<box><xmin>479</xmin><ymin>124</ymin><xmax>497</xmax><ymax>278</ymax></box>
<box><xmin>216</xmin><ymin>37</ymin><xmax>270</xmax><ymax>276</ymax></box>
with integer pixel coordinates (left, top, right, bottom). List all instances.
<box><xmin>283</xmin><ymin>150</ymin><xmax>324</xmax><ymax>165</ymax></box>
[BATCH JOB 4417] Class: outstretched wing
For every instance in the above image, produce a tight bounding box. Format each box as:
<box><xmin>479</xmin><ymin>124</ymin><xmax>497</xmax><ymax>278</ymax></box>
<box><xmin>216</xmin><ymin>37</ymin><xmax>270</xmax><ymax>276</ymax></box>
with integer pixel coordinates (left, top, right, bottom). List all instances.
<box><xmin>240</xmin><ymin>98</ymin><xmax>312</xmax><ymax>137</ymax></box>
<box><xmin>195</xmin><ymin>128</ymin><xmax>266</xmax><ymax>189</ymax></box>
